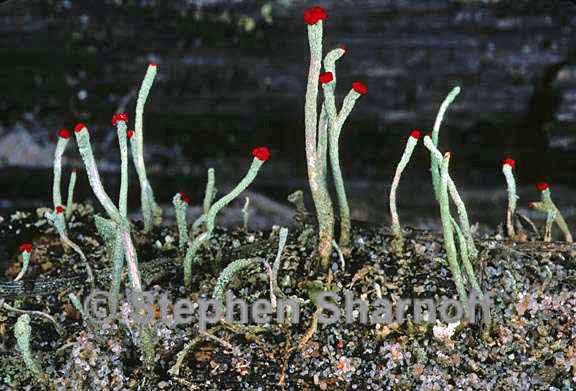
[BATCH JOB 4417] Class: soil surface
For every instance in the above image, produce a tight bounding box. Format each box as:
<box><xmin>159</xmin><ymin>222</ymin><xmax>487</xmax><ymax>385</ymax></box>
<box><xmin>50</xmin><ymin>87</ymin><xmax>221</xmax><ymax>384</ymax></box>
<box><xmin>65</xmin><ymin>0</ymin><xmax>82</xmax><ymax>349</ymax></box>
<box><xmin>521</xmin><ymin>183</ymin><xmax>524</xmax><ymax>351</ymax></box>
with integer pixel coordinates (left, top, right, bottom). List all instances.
<box><xmin>0</xmin><ymin>205</ymin><xmax>575</xmax><ymax>390</ymax></box>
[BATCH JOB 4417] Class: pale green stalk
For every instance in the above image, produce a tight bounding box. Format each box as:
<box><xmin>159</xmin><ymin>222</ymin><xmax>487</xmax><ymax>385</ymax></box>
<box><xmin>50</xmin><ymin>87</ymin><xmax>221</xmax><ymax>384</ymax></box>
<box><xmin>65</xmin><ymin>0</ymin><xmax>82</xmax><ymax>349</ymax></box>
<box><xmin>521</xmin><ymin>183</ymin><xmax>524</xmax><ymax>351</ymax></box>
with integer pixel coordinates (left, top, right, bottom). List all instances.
<box><xmin>203</xmin><ymin>168</ymin><xmax>216</xmax><ymax>214</ymax></box>
<box><xmin>68</xmin><ymin>293</ymin><xmax>87</xmax><ymax>320</ymax></box>
<box><xmin>317</xmin><ymin>104</ymin><xmax>328</xmax><ymax>181</ymax></box>
<box><xmin>305</xmin><ymin>20</ymin><xmax>335</xmax><ymax>270</ymax></box>
<box><xmin>14</xmin><ymin>250</ymin><xmax>31</xmax><ymax>282</ymax></box>
<box><xmin>213</xmin><ymin>258</ymin><xmax>263</xmax><ymax>301</ymax></box>
<box><xmin>14</xmin><ymin>314</ymin><xmax>41</xmax><ymax>376</ymax></box>
<box><xmin>116</xmin><ymin>118</ymin><xmax>129</xmax><ymax>218</ymax></box>
<box><xmin>172</xmin><ymin>193</ymin><xmax>189</xmax><ymax>252</ymax></box>
<box><xmin>438</xmin><ymin>153</ymin><xmax>468</xmax><ymax>308</ymax></box>
<box><xmin>66</xmin><ymin>169</ymin><xmax>77</xmax><ymax>220</ymax></box>
<box><xmin>390</xmin><ymin>134</ymin><xmax>419</xmax><ymax>245</ymax></box>
<box><xmin>184</xmin><ymin>157</ymin><xmax>266</xmax><ymax>287</ymax></box>
<box><xmin>424</xmin><ymin>136</ymin><xmax>477</xmax><ymax>258</ymax></box>
<box><xmin>132</xmin><ymin>64</ymin><xmax>162</xmax><ymax>231</ymax></box>
<box><xmin>45</xmin><ymin>210</ymin><xmax>95</xmax><ymax>286</ymax></box>
<box><xmin>541</xmin><ymin>188</ymin><xmax>573</xmax><ymax>242</ymax></box>
<box><xmin>242</xmin><ymin>196</ymin><xmax>250</xmax><ymax>230</ymax></box>
<box><xmin>431</xmin><ymin>86</ymin><xmax>461</xmax><ymax>200</ymax></box>
<box><xmin>53</xmin><ymin>136</ymin><xmax>69</xmax><ymax>231</ymax></box>
<box><xmin>271</xmin><ymin>227</ymin><xmax>289</xmax><ymax>297</ymax></box>
<box><xmin>74</xmin><ymin>125</ymin><xmax>123</xmax><ymax>223</ymax></box>
<box><xmin>109</xmin><ymin>227</ymin><xmax>125</xmax><ymax>313</ymax></box>
<box><xmin>451</xmin><ymin>217</ymin><xmax>482</xmax><ymax>296</ymax></box>
<box><xmin>502</xmin><ymin>164</ymin><xmax>517</xmax><ymax>238</ymax></box>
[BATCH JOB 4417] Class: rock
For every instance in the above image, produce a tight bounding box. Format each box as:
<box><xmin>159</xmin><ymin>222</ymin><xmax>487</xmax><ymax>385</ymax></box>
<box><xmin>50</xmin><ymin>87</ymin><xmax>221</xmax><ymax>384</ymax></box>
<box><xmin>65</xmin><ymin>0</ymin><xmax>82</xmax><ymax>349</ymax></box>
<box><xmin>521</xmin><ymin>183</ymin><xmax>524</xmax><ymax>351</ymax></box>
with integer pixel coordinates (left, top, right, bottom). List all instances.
<box><xmin>0</xmin><ymin>123</ymin><xmax>54</xmax><ymax>168</ymax></box>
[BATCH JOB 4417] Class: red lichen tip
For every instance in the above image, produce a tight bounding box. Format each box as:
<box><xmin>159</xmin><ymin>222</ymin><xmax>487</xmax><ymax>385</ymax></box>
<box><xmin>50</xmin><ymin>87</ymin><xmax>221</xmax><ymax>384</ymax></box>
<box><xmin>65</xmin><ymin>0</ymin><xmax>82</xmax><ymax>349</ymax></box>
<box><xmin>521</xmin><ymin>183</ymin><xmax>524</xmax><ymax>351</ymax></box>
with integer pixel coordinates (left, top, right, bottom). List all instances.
<box><xmin>19</xmin><ymin>243</ymin><xmax>33</xmax><ymax>253</ymax></box>
<box><xmin>127</xmin><ymin>129</ymin><xmax>135</xmax><ymax>139</ymax></box>
<box><xmin>338</xmin><ymin>43</ymin><xmax>347</xmax><ymax>53</ymax></box>
<box><xmin>536</xmin><ymin>182</ymin><xmax>549</xmax><ymax>191</ymax></box>
<box><xmin>319</xmin><ymin>72</ymin><xmax>334</xmax><ymax>84</ymax></box>
<box><xmin>352</xmin><ymin>81</ymin><xmax>368</xmax><ymax>95</ymax></box>
<box><xmin>502</xmin><ymin>157</ymin><xmax>516</xmax><ymax>169</ymax></box>
<box><xmin>58</xmin><ymin>128</ymin><xmax>71</xmax><ymax>139</ymax></box>
<box><xmin>303</xmin><ymin>6</ymin><xmax>327</xmax><ymax>25</ymax></box>
<box><xmin>55</xmin><ymin>205</ymin><xmax>65</xmax><ymax>214</ymax></box>
<box><xmin>112</xmin><ymin>113</ymin><xmax>129</xmax><ymax>126</ymax></box>
<box><xmin>252</xmin><ymin>146</ymin><xmax>270</xmax><ymax>161</ymax></box>
<box><xmin>410</xmin><ymin>129</ymin><xmax>421</xmax><ymax>139</ymax></box>
<box><xmin>179</xmin><ymin>192</ymin><xmax>190</xmax><ymax>205</ymax></box>
<box><xmin>74</xmin><ymin>123</ymin><xmax>87</xmax><ymax>133</ymax></box>
<box><xmin>149</xmin><ymin>63</ymin><xmax>158</xmax><ymax>68</ymax></box>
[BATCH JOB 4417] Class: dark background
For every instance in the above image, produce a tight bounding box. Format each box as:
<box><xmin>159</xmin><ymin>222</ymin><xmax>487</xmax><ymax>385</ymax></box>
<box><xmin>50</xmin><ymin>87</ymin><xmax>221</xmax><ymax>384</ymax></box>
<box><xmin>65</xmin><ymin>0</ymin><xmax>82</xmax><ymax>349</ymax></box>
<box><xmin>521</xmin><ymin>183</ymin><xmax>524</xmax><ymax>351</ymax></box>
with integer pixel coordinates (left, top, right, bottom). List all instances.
<box><xmin>1</xmin><ymin>0</ymin><xmax>575</xmax><ymax>231</ymax></box>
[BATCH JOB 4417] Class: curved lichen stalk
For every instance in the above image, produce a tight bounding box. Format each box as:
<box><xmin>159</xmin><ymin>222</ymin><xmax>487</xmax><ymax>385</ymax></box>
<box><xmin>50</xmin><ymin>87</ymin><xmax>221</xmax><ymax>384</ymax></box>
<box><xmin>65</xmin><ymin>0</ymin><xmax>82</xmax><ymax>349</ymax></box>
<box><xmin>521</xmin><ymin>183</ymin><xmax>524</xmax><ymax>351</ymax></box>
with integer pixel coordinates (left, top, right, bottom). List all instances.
<box><xmin>389</xmin><ymin>130</ymin><xmax>420</xmax><ymax>250</ymax></box>
<box><xmin>431</xmin><ymin>86</ymin><xmax>461</xmax><ymax>201</ymax></box>
<box><xmin>212</xmin><ymin>257</ymin><xmax>264</xmax><ymax>302</ymax></box>
<box><xmin>132</xmin><ymin>63</ymin><xmax>162</xmax><ymax>232</ymax></box>
<box><xmin>45</xmin><ymin>209</ymin><xmax>95</xmax><ymax>286</ymax></box>
<box><xmin>183</xmin><ymin>148</ymin><xmax>269</xmax><ymax>287</ymax></box>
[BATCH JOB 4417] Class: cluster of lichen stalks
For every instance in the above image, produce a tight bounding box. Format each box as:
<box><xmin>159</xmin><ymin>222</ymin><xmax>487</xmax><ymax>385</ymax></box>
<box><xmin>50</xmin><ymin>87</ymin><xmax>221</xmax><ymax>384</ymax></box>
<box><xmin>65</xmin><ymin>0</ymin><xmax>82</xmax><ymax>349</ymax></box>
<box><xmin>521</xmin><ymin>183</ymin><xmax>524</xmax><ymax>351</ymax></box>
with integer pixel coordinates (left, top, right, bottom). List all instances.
<box><xmin>9</xmin><ymin>4</ymin><xmax>573</xmax><ymax>381</ymax></box>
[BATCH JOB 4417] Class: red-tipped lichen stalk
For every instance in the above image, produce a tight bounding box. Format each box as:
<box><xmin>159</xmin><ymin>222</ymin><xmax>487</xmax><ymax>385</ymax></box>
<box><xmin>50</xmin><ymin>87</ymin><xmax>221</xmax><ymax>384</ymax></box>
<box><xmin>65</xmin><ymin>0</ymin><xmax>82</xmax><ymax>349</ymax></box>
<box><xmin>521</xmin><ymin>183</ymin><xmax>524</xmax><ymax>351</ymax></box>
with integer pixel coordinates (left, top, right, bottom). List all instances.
<box><xmin>14</xmin><ymin>243</ymin><xmax>33</xmax><ymax>282</ymax></box>
<box><xmin>501</xmin><ymin>158</ymin><xmax>517</xmax><ymax>238</ymax></box>
<box><xmin>183</xmin><ymin>147</ymin><xmax>269</xmax><ymax>287</ymax></box>
<box><xmin>304</xmin><ymin>6</ymin><xmax>335</xmax><ymax>270</ymax></box>
<box><xmin>132</xmin><ymin>63</ymin><xmax>162</xmax><ymax>232</ymax></box>
<box><xmin>389</xmin><ymin>130</ymin><xmax>420</xmax><ymax>248</ymax></box>
<box><xmin>54</xmin><ymin>128</ymin><xmax>71</xmax><ymax>231</ymax></box>
<box><xmin>112</xmin><ymin>113</ymin><xmax>129</xmax><ymax>218</ymax></box>
<box><xmin>537</xmin><ymin>183</ymin><xmax>572</xmax><ymax>242</ymax></box>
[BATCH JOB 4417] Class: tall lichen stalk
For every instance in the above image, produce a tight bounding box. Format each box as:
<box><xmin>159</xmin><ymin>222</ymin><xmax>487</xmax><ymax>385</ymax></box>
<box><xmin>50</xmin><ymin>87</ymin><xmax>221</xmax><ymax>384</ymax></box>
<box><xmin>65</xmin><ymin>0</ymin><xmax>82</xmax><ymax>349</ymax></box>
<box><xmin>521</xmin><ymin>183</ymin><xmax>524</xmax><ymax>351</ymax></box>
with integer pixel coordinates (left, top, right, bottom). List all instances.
<box><xmin>304</xmin><ymin>8</ymin><xmax>335</xmax><ymax>270</ymax></box>
<box><xmin>132</xmin><ymin>63</ymin><xmax>162</xmax><ymax>232</ymax></box>
<box><xmin>502</xmin><ymin>158</ymin><xmax>517</xmax><ymax>238</ymax></box>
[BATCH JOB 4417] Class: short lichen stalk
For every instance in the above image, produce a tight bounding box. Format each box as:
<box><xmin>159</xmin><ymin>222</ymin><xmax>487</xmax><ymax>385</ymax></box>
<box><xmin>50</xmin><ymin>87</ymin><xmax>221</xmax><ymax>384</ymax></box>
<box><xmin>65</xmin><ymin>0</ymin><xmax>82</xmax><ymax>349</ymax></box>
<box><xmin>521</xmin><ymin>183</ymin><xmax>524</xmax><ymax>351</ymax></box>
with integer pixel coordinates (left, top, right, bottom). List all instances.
<box><xmin>172</xmin><ymin>192</ymin><xmax>190</xmax><ymax>253</ymax></box>
<box><xmin>14</xmin><ymin>243</ymin><xmax>32</xmax><ymax>282</ymax></box>
<box><xmin>66</xmin><ymin>169</ymin><xmax>77</xmax><ymax>220</ymax></box>
<box><xmin>424</xmin><ymin>136</ymin><xmax>477</xmax><ymax>259</ymax></box>
<box><xmin>132</xmin><ymin>63</ymin><xmax>162</xmax><ymax>232</ymax></box>
<box><xmin>183</xmin><ymin>147</ymin><xmax>269</xmax><ymax>287</ymax></box>
<box><xmin>535</xmin><ymin>183</ymin><xmax>572</xmax><ymax>242</ymax></box>
<box><xmin>501</xmin><ymin>158</ymin><xmax>518</xmax><ymax>238</ymax></box>
<box><xmin>431</xmin><ymin>86</ymin><xmax>461</xmax><ymax>201</ymax></box>
<box><xmin>213</xmin><ymin>257</ymin><xmax>264</xmax><ymax>302</ymax></box>
<box><xmin>192</xmin><ymin>168</ymin><xmax>217</xmax><ymax>230</ymax></box>
<box><xmin>304</xmin><ymin>6</ymin><xmax>335</xmax><ymax>270</ymax></box>
<box><xmin>389</xmin><ymin>129</ymin><xmax>420</xmax><ymax>251</ymax></box>
<box><xmin>54</xmin><ymin>128</ymin><xmax>71</xmax><ymax>231</ymax></box>
<box><xmin>14</xmin><ymin>314</ymin><xmax>42</xmax><ymax>378</ymax></box>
